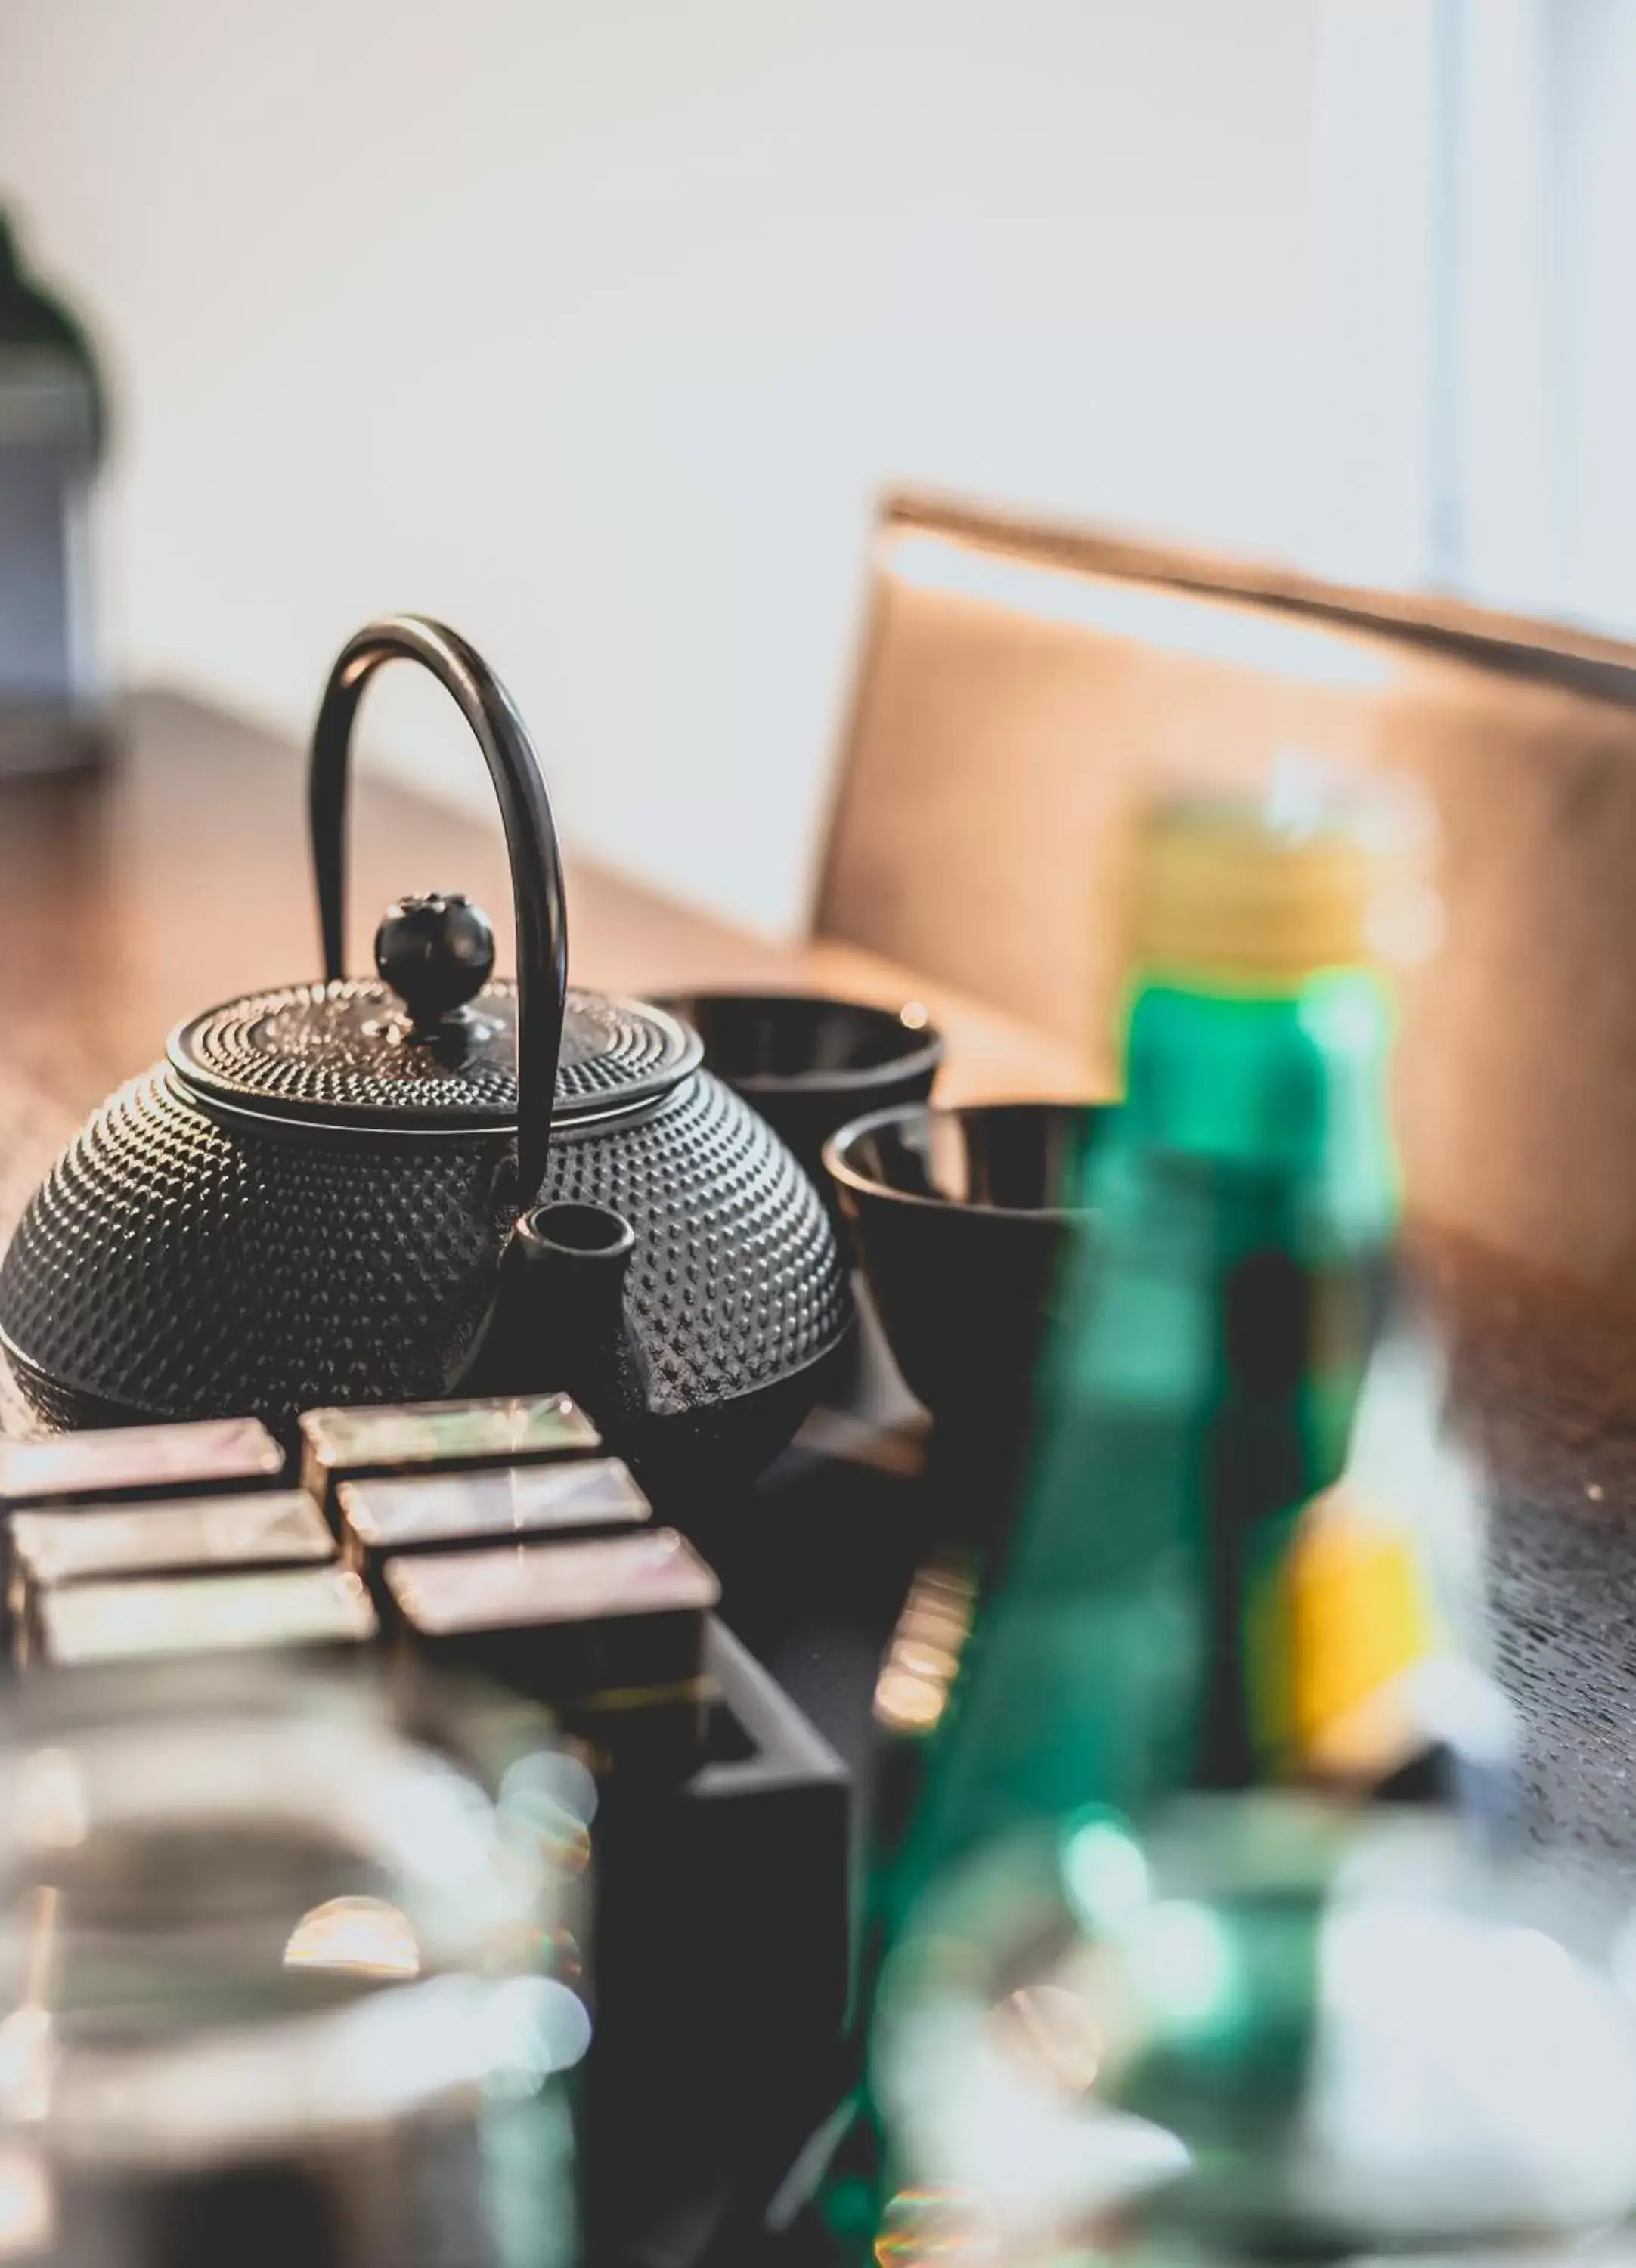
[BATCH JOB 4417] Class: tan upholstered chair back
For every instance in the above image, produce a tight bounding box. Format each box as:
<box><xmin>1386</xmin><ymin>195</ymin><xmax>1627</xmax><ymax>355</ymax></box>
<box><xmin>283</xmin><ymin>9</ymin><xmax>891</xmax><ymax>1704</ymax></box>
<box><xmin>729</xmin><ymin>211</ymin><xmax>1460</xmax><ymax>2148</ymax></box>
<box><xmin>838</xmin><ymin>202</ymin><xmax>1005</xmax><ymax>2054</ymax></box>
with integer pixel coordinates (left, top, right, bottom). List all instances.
<box><xmin>816</xmin><ymin>494</ymin><xmax>1636</xmax><ymax>1303</ymax></box>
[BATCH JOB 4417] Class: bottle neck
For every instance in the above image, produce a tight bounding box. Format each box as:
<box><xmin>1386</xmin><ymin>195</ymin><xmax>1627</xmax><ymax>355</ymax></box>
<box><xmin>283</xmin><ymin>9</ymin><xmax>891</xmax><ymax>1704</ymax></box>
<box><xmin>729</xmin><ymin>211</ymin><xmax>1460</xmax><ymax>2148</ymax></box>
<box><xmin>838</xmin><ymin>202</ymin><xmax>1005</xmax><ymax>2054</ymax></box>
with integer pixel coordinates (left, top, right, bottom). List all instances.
<box><xmin>1103</xmin><ymin>965</ymin><xmax>1399</xmax><ymax>1259</ymax></box>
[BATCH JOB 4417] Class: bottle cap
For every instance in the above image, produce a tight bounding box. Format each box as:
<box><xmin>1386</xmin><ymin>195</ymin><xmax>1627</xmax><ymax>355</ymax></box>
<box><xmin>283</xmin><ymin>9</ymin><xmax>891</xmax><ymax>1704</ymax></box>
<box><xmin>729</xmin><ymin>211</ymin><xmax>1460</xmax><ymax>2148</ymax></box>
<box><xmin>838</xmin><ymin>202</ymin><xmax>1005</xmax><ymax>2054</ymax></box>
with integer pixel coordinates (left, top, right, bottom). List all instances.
<box><xmin>1129</xmin><ymin>763</ymin><xmax>1433</xmax><ymax>985</ymax></box>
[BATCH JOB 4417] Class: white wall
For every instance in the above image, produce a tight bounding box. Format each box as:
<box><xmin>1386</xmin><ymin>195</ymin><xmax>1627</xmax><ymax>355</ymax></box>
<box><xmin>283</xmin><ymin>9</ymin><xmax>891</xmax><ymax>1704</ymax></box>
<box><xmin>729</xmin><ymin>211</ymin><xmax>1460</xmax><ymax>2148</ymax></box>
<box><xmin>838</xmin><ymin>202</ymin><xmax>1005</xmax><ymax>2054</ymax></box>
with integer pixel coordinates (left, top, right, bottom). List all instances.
<box><xmin>0</xmin><ymin>0</ymin><xmax>1321</xmax><ymax>936</ymax></box>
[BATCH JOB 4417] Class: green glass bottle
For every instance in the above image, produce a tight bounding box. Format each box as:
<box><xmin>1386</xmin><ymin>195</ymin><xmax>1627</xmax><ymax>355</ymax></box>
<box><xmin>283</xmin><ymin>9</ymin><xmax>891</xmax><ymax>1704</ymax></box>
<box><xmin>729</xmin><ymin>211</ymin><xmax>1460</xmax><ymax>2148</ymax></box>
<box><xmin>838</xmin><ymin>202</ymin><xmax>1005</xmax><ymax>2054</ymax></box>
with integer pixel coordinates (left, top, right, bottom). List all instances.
<box><xmin>882</xmin><ymin>786</ymin><xmax>1405</xmax><ymax>1936</ymax></box>
<box><xmin>854</xmin><ymin>789</ymin><xmax>1402</xmax><ymax>1924</ymax></box>
<box><xmin>807</xmin><ymin>784</ymin><xmax>1487</xmax><ymax>2264</ymax></box>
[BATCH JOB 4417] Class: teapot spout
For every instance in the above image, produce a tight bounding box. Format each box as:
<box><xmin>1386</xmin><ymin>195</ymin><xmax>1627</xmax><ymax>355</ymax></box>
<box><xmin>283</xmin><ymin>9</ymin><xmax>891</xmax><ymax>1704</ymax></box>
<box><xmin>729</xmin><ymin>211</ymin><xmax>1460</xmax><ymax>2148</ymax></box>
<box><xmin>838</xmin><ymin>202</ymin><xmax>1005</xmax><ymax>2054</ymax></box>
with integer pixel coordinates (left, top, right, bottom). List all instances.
<box><xmin>465</xmin><ymin>1200</ymin><xmax>657</xmax><ymax>1445</ymax></box>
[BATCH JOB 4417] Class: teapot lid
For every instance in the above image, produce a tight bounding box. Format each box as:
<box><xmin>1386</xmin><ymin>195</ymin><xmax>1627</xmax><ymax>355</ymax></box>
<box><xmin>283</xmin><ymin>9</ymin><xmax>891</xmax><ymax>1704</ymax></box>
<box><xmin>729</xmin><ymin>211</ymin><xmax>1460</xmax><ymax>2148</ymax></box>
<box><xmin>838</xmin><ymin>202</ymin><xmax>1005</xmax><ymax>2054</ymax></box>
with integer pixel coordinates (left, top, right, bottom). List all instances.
<box><xmin>170</xmin><ymin>971</ymin><xmax>701</xmax><ymax>1136</ymax></box>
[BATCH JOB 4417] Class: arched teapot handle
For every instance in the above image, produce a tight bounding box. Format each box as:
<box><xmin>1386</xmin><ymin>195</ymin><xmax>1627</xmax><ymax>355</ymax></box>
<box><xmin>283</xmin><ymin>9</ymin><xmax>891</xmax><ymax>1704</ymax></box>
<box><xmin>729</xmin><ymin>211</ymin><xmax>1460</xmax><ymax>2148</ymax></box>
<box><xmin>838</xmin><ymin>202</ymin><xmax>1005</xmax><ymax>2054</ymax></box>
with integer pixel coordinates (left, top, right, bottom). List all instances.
<box><xmin>308</xmin><ymin>615</ymin><xmax>567</xmax><ymax>1205</ymax></box>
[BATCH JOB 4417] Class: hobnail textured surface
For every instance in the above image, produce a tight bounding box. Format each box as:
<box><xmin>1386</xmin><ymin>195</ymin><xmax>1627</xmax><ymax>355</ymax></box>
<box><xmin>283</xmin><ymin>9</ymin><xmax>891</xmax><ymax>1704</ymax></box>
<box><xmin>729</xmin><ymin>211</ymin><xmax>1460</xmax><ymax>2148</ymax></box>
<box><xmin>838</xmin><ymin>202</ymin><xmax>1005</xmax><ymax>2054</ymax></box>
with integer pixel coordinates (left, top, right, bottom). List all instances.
<box><xmin>0</xmin><ymin>1061</ymin><xmax>848</xmax><ymax>1440</ymax></box>
<box><xmin>170</xmin><ymin>981</ymin><xmax>699</xmax><ymax>1126</ymax></box>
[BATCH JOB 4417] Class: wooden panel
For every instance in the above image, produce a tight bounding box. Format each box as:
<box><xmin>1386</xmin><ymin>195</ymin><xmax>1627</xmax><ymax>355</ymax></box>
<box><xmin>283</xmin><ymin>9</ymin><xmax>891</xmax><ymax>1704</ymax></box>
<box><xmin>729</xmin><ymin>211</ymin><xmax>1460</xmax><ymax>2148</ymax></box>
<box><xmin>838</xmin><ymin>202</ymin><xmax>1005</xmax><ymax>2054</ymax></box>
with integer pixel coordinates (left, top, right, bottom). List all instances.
<box><xmin>816</xmin><ymin>500</ymin><xmax>1636</xmax><ymax>1299</ymax></box>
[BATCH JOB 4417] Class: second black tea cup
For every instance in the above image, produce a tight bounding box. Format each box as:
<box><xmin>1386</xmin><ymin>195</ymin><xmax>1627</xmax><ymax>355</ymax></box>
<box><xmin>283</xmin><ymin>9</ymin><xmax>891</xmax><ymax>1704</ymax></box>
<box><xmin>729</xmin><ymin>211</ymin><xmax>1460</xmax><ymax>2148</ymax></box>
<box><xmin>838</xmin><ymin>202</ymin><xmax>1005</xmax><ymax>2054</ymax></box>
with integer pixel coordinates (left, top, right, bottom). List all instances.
<box><xmin>652</xmin><ymin>991</ymin><xmax>944</xmax><ymax>1194</ymax></box>
<box><xmin>824</xmin><ymin>1100</ymin><xmax>1108</xmax><ymax>1429</ymax></box>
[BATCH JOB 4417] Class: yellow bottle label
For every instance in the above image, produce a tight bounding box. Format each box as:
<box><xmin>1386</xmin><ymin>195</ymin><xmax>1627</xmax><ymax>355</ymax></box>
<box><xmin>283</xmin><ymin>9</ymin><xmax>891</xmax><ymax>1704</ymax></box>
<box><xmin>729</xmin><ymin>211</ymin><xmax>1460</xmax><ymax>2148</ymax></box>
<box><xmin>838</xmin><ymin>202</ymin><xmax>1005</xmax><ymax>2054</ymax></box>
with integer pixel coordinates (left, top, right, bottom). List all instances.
<box><xmin>1250</xmin><ymin>1481</ymin><xmax>1440</xmax><ymax>1786</ymax></box>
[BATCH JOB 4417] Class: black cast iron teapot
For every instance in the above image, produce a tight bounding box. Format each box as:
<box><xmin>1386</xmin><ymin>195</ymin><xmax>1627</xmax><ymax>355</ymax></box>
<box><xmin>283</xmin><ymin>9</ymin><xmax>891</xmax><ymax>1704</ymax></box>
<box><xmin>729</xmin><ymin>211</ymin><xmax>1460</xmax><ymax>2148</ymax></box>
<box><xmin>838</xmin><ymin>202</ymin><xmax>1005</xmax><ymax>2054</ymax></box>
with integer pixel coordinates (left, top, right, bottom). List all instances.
<box><xmin>0</xmin><ymin>618</ymin><xmax>853</xmax><ymax>1487</ymax></box>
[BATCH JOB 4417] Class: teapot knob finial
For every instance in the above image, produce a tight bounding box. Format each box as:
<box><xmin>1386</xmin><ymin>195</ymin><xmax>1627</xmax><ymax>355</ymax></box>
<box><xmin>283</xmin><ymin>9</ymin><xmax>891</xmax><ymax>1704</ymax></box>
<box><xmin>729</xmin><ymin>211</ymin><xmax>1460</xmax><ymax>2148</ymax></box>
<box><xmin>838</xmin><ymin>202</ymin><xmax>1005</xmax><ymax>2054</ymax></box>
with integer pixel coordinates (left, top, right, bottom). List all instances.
<box><xmin>375</xmin><ymin>894</ymin><xmax>496</xmax><ymax>1033</ymax></box>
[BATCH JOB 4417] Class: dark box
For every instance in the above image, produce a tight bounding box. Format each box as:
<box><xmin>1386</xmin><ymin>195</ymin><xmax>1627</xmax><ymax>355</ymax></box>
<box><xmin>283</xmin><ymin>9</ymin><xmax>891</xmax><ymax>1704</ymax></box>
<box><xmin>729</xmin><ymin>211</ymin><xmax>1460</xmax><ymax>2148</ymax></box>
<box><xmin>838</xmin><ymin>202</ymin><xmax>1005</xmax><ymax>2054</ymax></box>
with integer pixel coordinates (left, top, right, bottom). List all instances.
<box><xmin>383</xmin><ymin>1527</ymin><xmax>718</xmax><ymax>1774</ymax></box>
<box><xmin>585</xmin><ymin>1619</ymin><xmax>853</xmax><ymax>2266</ymax></box>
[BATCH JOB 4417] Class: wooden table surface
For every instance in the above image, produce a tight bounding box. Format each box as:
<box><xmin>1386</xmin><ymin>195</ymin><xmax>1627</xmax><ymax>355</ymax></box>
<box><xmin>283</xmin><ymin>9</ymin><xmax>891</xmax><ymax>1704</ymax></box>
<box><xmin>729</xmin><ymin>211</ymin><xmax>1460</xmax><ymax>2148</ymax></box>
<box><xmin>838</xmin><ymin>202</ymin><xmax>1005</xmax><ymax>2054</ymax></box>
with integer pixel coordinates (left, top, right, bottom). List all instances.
<box><xmin>0</xmin><ymin>689</ymin><xmax>1089</xmax><ymax>1126</ymax></box>
<box><xmin>7</xmin><ymin>690</ymin><xmax>1636</xmax><ymax>1882</ymax></box>
<box><xmin>0</xmin><ymin>686</ymin><xmax>1092</xmax><ymax>1374</ymax></box>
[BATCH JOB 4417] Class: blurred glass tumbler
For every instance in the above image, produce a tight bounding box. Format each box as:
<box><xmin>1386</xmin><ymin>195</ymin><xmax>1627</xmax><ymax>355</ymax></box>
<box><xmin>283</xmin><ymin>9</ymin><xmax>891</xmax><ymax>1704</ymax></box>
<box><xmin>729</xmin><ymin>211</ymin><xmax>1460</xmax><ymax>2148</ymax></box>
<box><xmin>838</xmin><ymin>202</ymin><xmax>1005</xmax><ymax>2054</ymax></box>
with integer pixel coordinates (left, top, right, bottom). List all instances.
<box><xmin>866</xmin><ymin>1797</ymin><xmax>1636</xmax><ymax>2265</ymax></box>
<box><xmin>652</xmin><ymin>992</ymin><xmax>943</xmax><ymax>1197</ymax></box>
<box><xmin>0</xmin><ymin>1663</ymin><xmax>590</xmax><ymax>2266</ymax></box>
